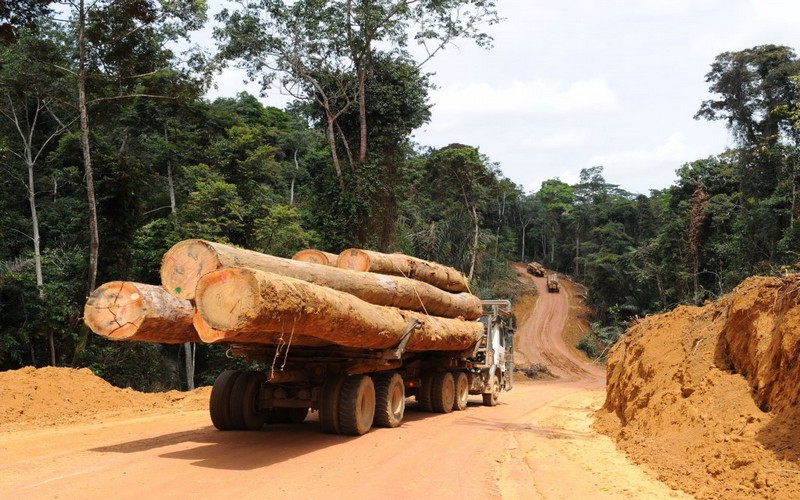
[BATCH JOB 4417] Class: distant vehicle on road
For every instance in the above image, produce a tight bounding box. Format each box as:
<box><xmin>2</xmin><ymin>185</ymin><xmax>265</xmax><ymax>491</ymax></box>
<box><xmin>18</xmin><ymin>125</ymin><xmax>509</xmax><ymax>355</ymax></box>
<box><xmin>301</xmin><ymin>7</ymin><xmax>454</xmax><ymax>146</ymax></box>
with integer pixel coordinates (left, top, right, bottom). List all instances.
<box><xmin>526</xmin><ymin>261</ymin><xmax>545</xmax><ymax>277</ymax></box>
<box><xmin>546</xmin><ymin>274</ymin><xmax>560</xmax><ymax>293</ymax></box>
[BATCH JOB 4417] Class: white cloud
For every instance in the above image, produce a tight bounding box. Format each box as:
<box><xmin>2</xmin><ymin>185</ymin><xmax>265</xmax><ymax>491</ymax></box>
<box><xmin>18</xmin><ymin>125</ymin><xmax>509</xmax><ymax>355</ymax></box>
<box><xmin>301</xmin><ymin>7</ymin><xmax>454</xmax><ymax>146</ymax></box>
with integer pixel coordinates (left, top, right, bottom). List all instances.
<box><xmin>521</xmin><ymin>131</ymin><xmax>584</xmax><ymax>150</ymax></box>
<box><xmin>749</xmin><ymin>0</ymin><xmax>800</xmax><ymax>21</ymax></box>
<box><xmin>586</xmin><ymin>133</ymin><xmax>690</xmax><ymax>174</ymax></box>
<box><xmin>430</xmin><ymin>78</ymin><xmax>618</xmax><ymax>117</ymax></box>
<box><xmin>581</xmin><ymin>133</ymin><xmax>723</xmax><ymax>193</ymax></box>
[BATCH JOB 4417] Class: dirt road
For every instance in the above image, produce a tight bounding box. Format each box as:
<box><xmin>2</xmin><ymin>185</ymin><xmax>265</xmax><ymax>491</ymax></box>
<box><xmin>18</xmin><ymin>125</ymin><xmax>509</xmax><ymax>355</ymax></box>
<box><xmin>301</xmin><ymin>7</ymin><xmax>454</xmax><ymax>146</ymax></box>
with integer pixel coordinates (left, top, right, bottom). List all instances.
<box><xmin>0</xmin><ymin>271</ymin><xmax>687</xmax><ymax>499</ymax></box>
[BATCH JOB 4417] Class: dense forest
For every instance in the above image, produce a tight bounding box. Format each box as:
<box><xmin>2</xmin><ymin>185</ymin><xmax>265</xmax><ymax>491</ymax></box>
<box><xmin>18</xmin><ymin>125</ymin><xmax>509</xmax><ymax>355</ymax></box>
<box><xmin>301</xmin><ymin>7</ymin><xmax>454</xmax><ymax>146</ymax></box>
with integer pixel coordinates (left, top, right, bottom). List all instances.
<box><xmin>1</xmin><ymin>2</ymin><xmax>798</xmax><ymax>389</ymax></box>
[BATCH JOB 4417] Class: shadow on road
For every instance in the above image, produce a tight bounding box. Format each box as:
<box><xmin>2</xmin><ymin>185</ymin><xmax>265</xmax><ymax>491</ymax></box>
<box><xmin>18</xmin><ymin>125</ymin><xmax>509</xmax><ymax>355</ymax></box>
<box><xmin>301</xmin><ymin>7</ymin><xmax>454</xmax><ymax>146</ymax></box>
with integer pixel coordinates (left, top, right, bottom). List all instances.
<box><xmin>88</xmin><ymin>400</ymin><xmax>484</xmax><ymax>471</ymax></box>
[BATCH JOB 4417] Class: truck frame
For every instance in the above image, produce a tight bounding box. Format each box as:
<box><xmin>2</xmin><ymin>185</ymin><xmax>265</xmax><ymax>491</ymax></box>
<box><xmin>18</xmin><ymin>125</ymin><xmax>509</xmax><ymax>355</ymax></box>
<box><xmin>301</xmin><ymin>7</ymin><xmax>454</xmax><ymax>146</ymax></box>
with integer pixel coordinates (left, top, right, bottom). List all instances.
<box><xmin>209</xmin><ymin>300</ymin><xmax>515</xmax><ymax>435</ymax></box>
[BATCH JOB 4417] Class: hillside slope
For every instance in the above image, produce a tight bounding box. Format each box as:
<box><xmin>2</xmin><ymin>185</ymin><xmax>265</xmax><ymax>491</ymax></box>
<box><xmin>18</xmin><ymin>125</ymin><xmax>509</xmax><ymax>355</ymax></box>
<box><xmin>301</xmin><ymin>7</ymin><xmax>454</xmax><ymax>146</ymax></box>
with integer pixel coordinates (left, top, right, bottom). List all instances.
<box><xmin>595</xmin><ymin>275</ymin><xmax>800</xmax><ymax>499</ymax></box>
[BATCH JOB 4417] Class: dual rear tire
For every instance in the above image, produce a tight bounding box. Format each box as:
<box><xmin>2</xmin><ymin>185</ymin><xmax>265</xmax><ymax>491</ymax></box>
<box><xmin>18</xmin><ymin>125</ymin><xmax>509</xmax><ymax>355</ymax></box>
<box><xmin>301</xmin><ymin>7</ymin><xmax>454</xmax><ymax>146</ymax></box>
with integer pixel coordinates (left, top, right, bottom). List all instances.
<box><xmin>210</xmin><ymin>370</ymin><xmax>309</xmax><ymax>431</ymax></box>
<box><xmin>417</xmin><ymin>371</ymin><xmax>470</xmax><ymax>413</ymax></box>
<box><xmin>210</xmin><ymin>370</ymin><xmax>268</xmax><ymax>431</ymax></box>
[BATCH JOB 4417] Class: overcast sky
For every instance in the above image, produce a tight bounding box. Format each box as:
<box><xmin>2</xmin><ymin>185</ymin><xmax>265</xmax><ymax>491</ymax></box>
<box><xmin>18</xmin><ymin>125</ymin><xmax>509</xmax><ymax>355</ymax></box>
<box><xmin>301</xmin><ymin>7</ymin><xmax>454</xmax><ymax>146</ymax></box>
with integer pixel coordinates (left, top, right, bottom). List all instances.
<box><xmin>207</xmin><ymin>0</ymin><xmax>800</xmax><ymax>195</ymax></box>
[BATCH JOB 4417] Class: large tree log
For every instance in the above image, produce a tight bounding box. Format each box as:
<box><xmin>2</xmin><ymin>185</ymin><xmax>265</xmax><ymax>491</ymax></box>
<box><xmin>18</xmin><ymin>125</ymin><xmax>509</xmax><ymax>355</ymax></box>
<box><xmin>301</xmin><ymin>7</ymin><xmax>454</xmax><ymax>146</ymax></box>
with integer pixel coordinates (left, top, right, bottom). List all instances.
<box><xmin>292</xmin><ymin>249</ymin><xmax>338</xmax><ymax>266</ymax></box>
<box><xmin>337</xmin><ymin>248</ymin><xmax>470</xmax><ymax>293</ymax></box>
<box><xmin>161</xmin><ymin>239</ymin><xmax>481</xmax><ymax>319</ymax></box>
<box><xmin>84</xmin><ymin>281</ymin><xmax>199</xmax><ymax>343</ymax></box>
<box><xmin>194</xmin><ymin>268</ymin><xmax>485</xmax><ymax>351</ymax></box>
<box><xmin>192</xmin><ymin>311</ymin><xmax>333</xmax><ymax>346</ymax></box>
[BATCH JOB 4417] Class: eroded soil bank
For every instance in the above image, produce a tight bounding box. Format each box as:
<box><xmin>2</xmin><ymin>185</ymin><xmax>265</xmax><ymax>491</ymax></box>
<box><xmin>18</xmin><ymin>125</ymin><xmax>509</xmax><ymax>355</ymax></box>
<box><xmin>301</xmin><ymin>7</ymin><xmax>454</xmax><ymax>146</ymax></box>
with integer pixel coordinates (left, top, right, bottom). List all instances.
<box><xmin>595</xmin><ymin>275</ymin><xmax>800</xmax><ymax>499</ymax></box>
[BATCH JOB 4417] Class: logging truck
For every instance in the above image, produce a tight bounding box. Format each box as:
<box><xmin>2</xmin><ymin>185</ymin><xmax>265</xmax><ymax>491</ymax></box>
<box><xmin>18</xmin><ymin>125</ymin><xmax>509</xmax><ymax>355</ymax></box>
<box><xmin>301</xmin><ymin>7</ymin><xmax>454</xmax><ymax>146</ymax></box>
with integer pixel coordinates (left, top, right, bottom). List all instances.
<box><xmin>546</xmin><ymin>274</ymin><xmax>560</xmax><ymax>293</ymax></box>
<box><xmin>84</xmin><ymin>239</ymin><xmax>516</xmax><ymax>436</ymax></box>
<box><xmin>209</xmin><ymin>299</ymin><xmax>514</xmax><ymax>435</ymax></box>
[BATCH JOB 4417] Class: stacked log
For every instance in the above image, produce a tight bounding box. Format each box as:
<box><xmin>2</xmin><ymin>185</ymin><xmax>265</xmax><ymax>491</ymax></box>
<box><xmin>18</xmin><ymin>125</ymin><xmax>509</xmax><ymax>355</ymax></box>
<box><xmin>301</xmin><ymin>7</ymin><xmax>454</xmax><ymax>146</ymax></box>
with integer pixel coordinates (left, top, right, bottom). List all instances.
<box><xmin>193</xmin><ymin>268</ymin><xmax>483</xmax><ymax>351</ymax></box>
<box><xmin>338</xmin><ymin>248</ymin><xmax>469</xmax><ymax>293</ymax></box>
<box><xmin>160</xmin><ymin>239</ymin><xmax>481</xmax><ymax>320</ymax></box>
<box><xmin>85</xmin><ymin>240</ymin><xmax>483</xmax><ymax>353</ymax></box>
<box><xmin>292</xmin><ymin>249</ymin><xmax>338</xmax><ymax>266</ymax></box>
<box><xmin>84</xmin><ymin>281</ymin><xmax>200</xmax><ymax>343</ymax></box>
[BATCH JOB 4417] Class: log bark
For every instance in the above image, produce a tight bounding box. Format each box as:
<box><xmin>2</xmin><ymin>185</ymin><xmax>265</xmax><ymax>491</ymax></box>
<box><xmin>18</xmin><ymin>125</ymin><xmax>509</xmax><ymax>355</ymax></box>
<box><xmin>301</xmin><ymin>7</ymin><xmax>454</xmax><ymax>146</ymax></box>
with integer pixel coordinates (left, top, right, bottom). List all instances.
<box><xmin>337</xmin><ymin>248</ymin><xmax>470</xmax><ymax>293</ymax></box>
<box><xmin>194</xmin><ymin>268</ymin><xmax>484</xmax><ymax>352</ymax></box>
<box><xmin>193</xmin><ymin>310</ymin><xmax>333</xmax><ymax>346</ymax></box>
<box><xmin>84</xmin><ymin>281</ymin><xmax>199</xmax><ymax>343</ymax></box>
<box><xmin>292</xmin><ymin>249</ymin><xmax>339</xmax><ymax>266</ymax></box>
<box><xmin>161</xmin><ymin>239</ymin><xmax>481</xmax><ymax>319</ymax></box>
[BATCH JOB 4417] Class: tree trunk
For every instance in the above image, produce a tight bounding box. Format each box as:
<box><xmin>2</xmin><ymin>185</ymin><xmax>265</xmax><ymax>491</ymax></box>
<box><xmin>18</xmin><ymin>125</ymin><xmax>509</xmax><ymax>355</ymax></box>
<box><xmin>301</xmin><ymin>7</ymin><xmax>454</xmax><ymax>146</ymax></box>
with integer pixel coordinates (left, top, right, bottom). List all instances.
<box><xmin>78</xmin><ymin>0</ymin><xmax>98</xmax><ymax>296</ymax></box>
<box><xmin>290</xmin><ymin>149</ymin><xmax>298</xmax><ymax>206</ymax></box>
<box><xmin>326</xmin><ymin>113</ymin><xmax>345</xmax><ymax>191</ymax></box>
<box><xmin>26</xmin><ymin>151</ymin><xmax>53</xmax><ymax>365</ymax></box>
<box><xmin>84</xmin><ymin>281</ymin><xmax>200</xmax><ymax>343</ymax></box>
<box><xmin>357</xmin><ymin>65</ymin><xmax>367</xmax><ymax>164</ymax></box>
<box><xmin>338</xmin><ymin>248</ymin><xmax>470</xmax><ymax>293</ymax></box>
<box><xmin>26</xmin><ymin>156</ymin><xmax>43</xmax><ymax>296</ymax></box>
<box><xmin>194</xmin><ymin>268</ymin><xmax>484</xmax><ymax>351</ymax></box>
<box><xmin>72</xmin><ymin>0</ymin><xmax>99</xmax><ymax>367</ymax></box>
<box><xmin>468</xmin><ymin>206</ymin><xmax>480</xmax><ymax>282</ymax></box>
<box><xmin>164</xmin><ymin>127</ymin><xmax>194</xmax><ymax>390</ymax></box>
<box><xmin>292</xmin><ymin>249</ymin><xmax>338</xmax><ymax>266</ymax></box>
<box><xmin>162</xmin><ymin>240</ymin><xmax>481</xmax><ymax>319</ymax></box>
<box><xmin>168</xmin><ymin>162</ymin><xmax>176</xmax><ymax>213</ymax></box>
<box><xmin>183</xmin><ymin>342</ymin><xmax>195</xmax><ymax>390</ymax></box>
<box><xmin>520</xmin><ymin>224</ymin><xmax>527</xmax><ymax>262</ymax></box>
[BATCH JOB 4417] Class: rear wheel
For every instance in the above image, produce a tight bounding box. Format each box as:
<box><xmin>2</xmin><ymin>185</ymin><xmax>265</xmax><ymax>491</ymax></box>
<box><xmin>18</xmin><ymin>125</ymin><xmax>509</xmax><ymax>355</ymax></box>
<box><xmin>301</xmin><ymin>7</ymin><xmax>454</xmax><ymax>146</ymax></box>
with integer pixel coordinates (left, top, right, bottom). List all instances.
<box><xmin>482</xmin><ymin>375</ymin><xmax>500</xmax><ymax>407</ymax></box>
<box><xmin>416</xmin><ymin>372</ymin><xmax>435</xmax><ymax>412</ymax></box>
<box><xmin>452</xmin><ymin>372</ymin><xmax>469</xmax><ymax>411</ymax></box>
<box><xmin>209</xmin><ymin>370</ymin><xmax>242</xmax><ymax>431</ymax></box>
<box><xmin>431</xmin><ymin>372</ymin><xmax>455</xmax><ymax>413</ymax></box>
<box><xmin>374</xmin><ymin>373</ymin><xmax>405</xmax><ymax>428</ymax></box>
<box><xmin>338</xmin><ymin>375</ymin><xmax>376</xmax><ymax>436</ymax></box>
<box><xmin>229</xmin><ymin>371</ymin><xmax>267</xmax><ymax>430</ymax></box>
<box><xmin>319</xmin><ymin>376</ymin><xmax>346</xmax><ymax>434</ymax></box>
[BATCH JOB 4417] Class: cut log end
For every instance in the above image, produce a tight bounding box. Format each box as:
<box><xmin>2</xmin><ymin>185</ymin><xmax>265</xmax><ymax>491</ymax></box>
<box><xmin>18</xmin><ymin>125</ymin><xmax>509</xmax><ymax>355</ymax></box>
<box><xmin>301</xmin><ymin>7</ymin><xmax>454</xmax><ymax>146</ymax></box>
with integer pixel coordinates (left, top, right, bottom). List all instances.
<box><xmin>84</xmin><ymin>281</ymin><xmax>144</xmax><ymax>340</ymax></box>
<box><xmin>195</xmin><ymin>268</ymin><xmax>259</xmax><ymax>331</ymax></box>
<box><xmin>338</xmin><ymin>248</ymin><xmax>371</xmax><ymax>272</ymax></box>
<box><xmin>160</xmin><ymin>239</ymin><xmax>222</xmax><ymax>300</ymax></box>
<box><xmin>292</xmin><ymin>249</ymin><xmax>338</xmax><ymax>267</ymax></box>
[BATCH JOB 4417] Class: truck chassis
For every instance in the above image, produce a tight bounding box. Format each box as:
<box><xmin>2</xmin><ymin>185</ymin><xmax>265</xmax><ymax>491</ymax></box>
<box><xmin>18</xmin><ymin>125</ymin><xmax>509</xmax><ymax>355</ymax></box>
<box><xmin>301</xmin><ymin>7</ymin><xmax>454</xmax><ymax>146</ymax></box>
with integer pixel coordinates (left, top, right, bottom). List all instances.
<box><xmin>209</xmin><ymin>300</ymin><xmax>515</xmax><ymax>435</ymax></box>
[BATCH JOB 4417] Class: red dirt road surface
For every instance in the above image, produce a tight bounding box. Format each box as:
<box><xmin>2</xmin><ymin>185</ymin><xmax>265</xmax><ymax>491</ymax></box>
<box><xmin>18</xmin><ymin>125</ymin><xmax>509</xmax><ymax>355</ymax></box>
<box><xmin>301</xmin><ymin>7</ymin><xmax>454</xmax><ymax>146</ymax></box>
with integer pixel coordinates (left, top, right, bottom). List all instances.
<box><xmin>0</xmin><ymin>270</ymin><xmax>687</xmax><ymax>499</ymax></box>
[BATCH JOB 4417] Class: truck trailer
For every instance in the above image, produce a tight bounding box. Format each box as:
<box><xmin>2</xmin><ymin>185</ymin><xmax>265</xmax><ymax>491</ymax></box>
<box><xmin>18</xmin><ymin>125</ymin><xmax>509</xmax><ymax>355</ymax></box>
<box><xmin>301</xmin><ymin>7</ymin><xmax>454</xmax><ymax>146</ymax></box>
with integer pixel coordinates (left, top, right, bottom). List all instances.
<box><xmin>209</xmin><ymin>299</ymin><xmax>515</xmax><ymax>435</ymax></box>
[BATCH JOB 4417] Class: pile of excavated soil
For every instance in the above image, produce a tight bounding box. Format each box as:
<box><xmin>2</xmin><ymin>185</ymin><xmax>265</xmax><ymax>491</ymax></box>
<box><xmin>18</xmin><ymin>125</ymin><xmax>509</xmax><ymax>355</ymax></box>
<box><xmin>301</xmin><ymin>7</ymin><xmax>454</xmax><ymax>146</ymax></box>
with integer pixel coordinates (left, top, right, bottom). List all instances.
<box><xmin>0</xmin><ymin>366</ymin><xmax>210</xmax><ymax>432</ymax></box>
<box><xmin>595</xmin><ymin>275</ymin><xmax>800</xmax><ymax>499</ymax></box>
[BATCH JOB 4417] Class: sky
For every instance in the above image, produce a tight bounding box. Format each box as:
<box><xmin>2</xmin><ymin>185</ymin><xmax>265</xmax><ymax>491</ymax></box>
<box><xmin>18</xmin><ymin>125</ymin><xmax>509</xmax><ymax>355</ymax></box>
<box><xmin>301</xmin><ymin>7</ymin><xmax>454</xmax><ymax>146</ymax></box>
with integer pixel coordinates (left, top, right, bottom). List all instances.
<box><xmin>206</xmin><ymin>0</ymin><xmax>800</xmax><ymax>195</ymax></box>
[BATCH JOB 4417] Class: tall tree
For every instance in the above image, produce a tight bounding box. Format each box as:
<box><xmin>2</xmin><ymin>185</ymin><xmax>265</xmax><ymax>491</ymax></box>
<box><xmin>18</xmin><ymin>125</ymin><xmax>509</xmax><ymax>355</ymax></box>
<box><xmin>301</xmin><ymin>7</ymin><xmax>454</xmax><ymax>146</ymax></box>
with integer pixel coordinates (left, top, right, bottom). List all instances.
<box><xmin>215</xmin><ymin>0</ymin><xmax>499</xmax><ymax>189</ymax></box>
<box><xmin>696</xmin><ymin>45</ymin><xmax>800</xmax><ymax>197</ymax></box>
<box><xmin>0</xmin><ymin>26</ymin><xmax>74</xmax><ymax>365</ymax></box>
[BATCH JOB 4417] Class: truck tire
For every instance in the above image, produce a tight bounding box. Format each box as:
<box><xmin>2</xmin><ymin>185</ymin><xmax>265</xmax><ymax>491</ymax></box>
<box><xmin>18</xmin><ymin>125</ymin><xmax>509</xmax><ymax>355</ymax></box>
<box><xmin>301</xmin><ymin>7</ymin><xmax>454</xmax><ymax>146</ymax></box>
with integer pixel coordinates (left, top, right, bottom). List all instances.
<box><xmin>210</xmin><ymin>370</ymin><xmax>242</xmax><ymax>431</ymax></box>
<box><xmin>482</xmin><ymin>375</ymin><xmax>500</xmax><ymax>407</ymax></box>
<box><xmin>452</xmin><ymin>372</ymin><xmax>469</xmax><ymax>411</ymax></box>
<box><xmin>431</xmin><ymin>372</ymin><xmax>455</xmax><ymax>413</ymax></box>
<box><xmin>271</xmin><ymin>407</ymin><xmax>309</xmax><ymax>424</ymax></box>
<box><xmin>374</xmin><ymin>373</ymin><xmax>405</xmax><ymax>428</ymax></box>
<box><xmin>416</xmin><ymin>372</ymin><xmax>435</xmax><ymax>412</ymax></box>
<box><xmin>229</xmin><ymin>371</ymin><xmax>267</xmax><ymax>430</ymax></box>
<box><xmin>338</xmin><ymin>375</ymin><xmax>376</xmax><ymax>436</ymax></box>
<box><xmin>320</xmin><ymin>375</ymin><xmax>346</xmax><ymax>434</ymax></box>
